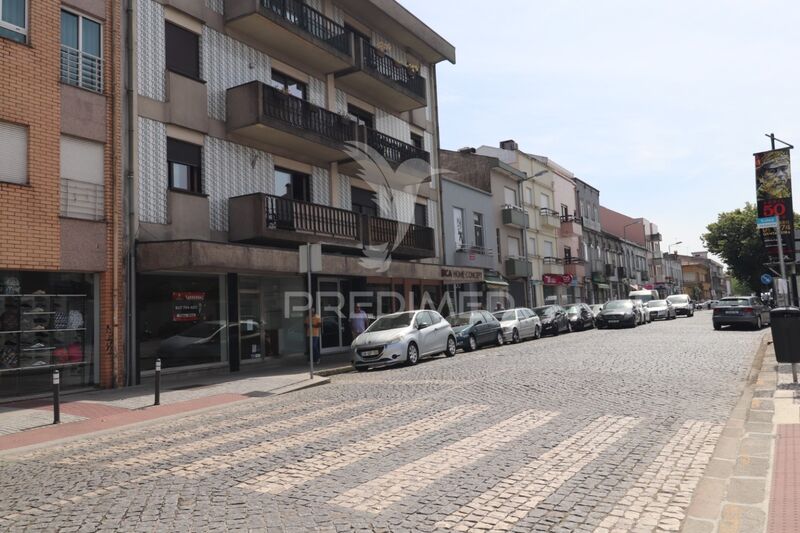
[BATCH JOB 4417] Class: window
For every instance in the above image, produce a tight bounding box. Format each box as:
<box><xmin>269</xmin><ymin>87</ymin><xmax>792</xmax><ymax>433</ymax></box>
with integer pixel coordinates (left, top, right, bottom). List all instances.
<box><xmin>351</xmin><ymin>186</ymin><xmax>377</xmax><ymax>216</ymax></box>
<box><xmin>453</xmin><ymin>207</ymin><xmax>464</xmax><ymax>248</ymax></box>
<box><xmin>561</xmin><ymin>204</ymin><xmax>569</xmax><ymax>218</ymax></box>
<box><xmin>504</xmin><ymin>186</ymin><xmax>517</xmax><ymax>206</ymax></box>
<box><xmin>275</xmin><ymin>167</ymin><xmax>309</xmax><ymax>202</ymax></box>
<box><xmin>0</xmin><ymin>120</ymin><xmax>26</xmax><ymax>184</ymax></box>
<box><xmin>473</xmin><ymin>212</ymin><xmax>484</xmax><ymax>248</ymax></box>
<box><xmin>165</xmin><ymin>22</ymin><xmax>200</xmax><ymax>79</ymax></box>
<box><xmin>507</xmin><ymin>237</ymin><xmax>520</xmax><ymax>258</ymax></box>
<box><xmin>167</xmin><ymin>138</ymin><xmax>202</xmax><ymax>194</ymax></box>
<box><xmin>0</xmin><ymin>0</ymin><xmax>26</xmax><ymax>43</ymax></box>
<box><xmin>594</xmin><ymin>206</ymin><xmax>599</xmax><ymax>221</ymax></box>
<box><xmin>414</xmin><ymin>203</ymin><xmax>427</xmax><ymax>227</ymax></box>
<box><xmin>525</xmin><ymin>187</ymin><xmax>533</xmax><ymax>206</ymax></box>
<box><xmin>540</xmin><ymin>192</ymin><xmax>550</xmax><ymax>209</ymax></box>
<box><xmin>543</xmin><ymin>240</ymin><xmax>554</xmax><ymax>258</ymax></box>
<box><xmin>528</xmin><ymin>237</ymin><xmax>537</xmax><ymax>257</ymax></box>
<box><xmin>348</xmin><ymin>104</ymin><xmax>374</xmax><ymax>129</ymax></box>
<box><xmin>270</xmin><ymin>69</ymin><xmax>307</xmax><ymax>100</ymax></box>
<box><xmin>60</xmin><ymin>136</ymin><xmax>104</xmax><ymax>220</ymax></box>
<box><xmin>564</xmin><ymin>247</ymin><xmax>572</xmax><ymax>261</ymax></box>
<box><xmin>410</xmin><ymin>132</ymin><xmax>424</xmax><ymax>150</ymax></box>
<box><xmin>61</xmin><ymin>10</ymin><xmax>103</xmax><ymax>92</ymax></box>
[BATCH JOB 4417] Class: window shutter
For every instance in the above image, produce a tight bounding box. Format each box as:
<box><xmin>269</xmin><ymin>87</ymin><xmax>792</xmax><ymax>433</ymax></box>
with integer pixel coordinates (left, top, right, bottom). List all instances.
<box><xmin>60</xmin><ymin>136</ymin><xmax>104</xmax><ymax>220</ymax></box>
<box><xmin>0</xmin><ymin>121</ymin><xmax>27</xmax><ymax>184</ymax></box>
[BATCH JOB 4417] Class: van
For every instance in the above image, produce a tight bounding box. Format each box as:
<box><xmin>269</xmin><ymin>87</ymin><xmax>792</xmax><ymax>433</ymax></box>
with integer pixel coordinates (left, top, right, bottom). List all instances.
<box><xmin>628</xmin><ymin>289</ymin><xmax>659</xmax><ymax>304</ymax></box>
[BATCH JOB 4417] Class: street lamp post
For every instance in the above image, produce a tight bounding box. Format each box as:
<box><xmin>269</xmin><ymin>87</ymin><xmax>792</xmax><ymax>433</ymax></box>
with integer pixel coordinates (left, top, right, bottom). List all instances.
<box><xmin>668</xmin><ymin>241</ymin><xmax>682</xmax><ymax>254</ymax></box>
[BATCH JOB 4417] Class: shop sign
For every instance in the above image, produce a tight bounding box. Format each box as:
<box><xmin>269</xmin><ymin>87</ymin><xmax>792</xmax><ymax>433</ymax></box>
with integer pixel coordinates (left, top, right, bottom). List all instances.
<box><xmin>172</xmin><ymin>291</ymin><xmax>207</xmax><ymax>322</ymax></box>
<box><xmin>755</xmin><ymin>148</ymin><xmax>794</xmax><ymax>261</ymax></box>
<box><xmin>644</xmin><ymin>284</ymin><xmax>654</xmax><ymax>290</ymax></box>
<box><xmin>441</xmin><ymin>268</ymin><xmax>483</xmax><ymax>282</ymax></box>
<box><xmin>543</xmin><ymin>274</ymin><xmax>574</xmax><ymax>286</ymax></box>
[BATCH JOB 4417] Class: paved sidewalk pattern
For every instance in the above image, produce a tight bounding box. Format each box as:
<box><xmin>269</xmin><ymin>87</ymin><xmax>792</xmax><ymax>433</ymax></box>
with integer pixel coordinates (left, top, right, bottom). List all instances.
<box><xmin>768</xmin><ymin>425</ymin><xmax>800</xmax><ymax>533</ymax></box>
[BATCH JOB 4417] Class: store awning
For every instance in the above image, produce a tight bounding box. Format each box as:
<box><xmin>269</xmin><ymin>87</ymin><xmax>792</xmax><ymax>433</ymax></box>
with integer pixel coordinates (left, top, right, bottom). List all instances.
<box><xmin>484</xmin><ymin>274</ymin><xmax>509</xmax><ymax>288</ymax></box>
<box><xmin>594</xmin><ymin>283</ymin><xmax>611</xmax><ymax>290</ymax></box>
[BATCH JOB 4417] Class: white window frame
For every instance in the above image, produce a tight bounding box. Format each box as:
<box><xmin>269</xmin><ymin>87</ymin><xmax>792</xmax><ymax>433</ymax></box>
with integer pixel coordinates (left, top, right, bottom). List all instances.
<box><xmin>0</xmin><ymin>119</ymin><xmax>28</xmax><ymax>185</ymax></box>
<box><xmin>507</xmin><ymin>236</ymin><xmax>521</xmax><ymax>258</ymax></box>
<box><xmin>540</xmin><ymin>192</ymin><xmax>550</xmax><ymax>210</ymax></box>
<box><xmin>453</xmin><ymin>207</ymin><xmax>464</xmax><ymax>248</ymax></box>
<box><xmin>0</xmin><ymin>0</ymin><xmax>28</xmax><ymax>42</ymax></box>
<box><xmin>60</xmin><ymin>8</ymin><xmax>104</xmax><ymax>92</ymax></box>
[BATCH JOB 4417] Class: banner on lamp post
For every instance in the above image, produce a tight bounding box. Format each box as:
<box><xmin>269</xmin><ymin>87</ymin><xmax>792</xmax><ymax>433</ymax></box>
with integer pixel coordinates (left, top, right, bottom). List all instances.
<box><xmin>755</xmin><ymin>148</ymin><xmax>794</xmax><ymax>261</ymax></box>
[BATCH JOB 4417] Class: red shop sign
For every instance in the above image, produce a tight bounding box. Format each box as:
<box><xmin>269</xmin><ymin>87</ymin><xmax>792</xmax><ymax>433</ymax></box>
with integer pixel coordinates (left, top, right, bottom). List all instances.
<box><xmin>543</xmin><ymin>274</ymin><xmax>574</xmax><ymax>286</ymax></box>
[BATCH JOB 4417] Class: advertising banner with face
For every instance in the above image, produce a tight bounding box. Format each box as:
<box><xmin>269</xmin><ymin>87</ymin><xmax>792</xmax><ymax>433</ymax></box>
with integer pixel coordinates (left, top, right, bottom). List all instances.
<box><xmin>755</xmin><ymin>148</ymin><xmax>794</xmax><ymax>261</ymax></box>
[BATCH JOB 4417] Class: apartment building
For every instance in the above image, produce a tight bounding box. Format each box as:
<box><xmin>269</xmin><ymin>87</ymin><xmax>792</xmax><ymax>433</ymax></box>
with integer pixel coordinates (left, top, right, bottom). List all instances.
<box><xmin>128</xmin><ymin>0</ymin><xmax>459</xmax><ymax>379</ymax></box>
<box><xmin>655</xmin><ymin>252</ymin><xmax>684</xmax><ymax>296</ymax></box>
<box><xmin>0</xmin><ymin>1</ymin><xmax>123</xmax><ymax>397</ymax></box>
<box><xmin>575</xmin><ymin>178</ymin><xmax>605</xmax><ymax>304</ymax></box>
<box><xmin>600</xmin><ymin>207</ymin><xmax>662</xmax><ymax>291</ymax></box>
<box><xmin>679</xmin><ymin>252</ymin><xmax>726</xmax><ymax>300</ymax></box>
<box><xmin>439</xmin><ymin>149</ymin><xmax>528</xmax><ymax>309</ymax></box>
<box><xmin>476</xmin><ymin>142</ymin><xmax>561</xmax><ymax>307</ymax></box>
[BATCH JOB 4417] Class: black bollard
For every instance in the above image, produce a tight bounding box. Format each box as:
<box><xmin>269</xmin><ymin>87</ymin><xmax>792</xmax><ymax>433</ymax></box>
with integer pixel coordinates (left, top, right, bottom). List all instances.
<box><xmin>53</xmin><ymin>370</ymin><xmax>60</xmax><ymax>424</ymax></box>
<box><xmin>154</xmin><ymin>358</ymin><xmax>161</xmax><ymax>406</ymax></box>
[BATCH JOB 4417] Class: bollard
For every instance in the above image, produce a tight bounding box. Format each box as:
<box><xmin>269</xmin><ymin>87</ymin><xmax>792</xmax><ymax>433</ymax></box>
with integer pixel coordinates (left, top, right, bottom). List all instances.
<box><xmin>154</xmin><ymin>358</ymin><xmax>161</xmax><ymax>406</ymax></box>
<box><xmin>53</xmin><ymin>370</ymin><xmax>60</xmax><ymax>424</ymax></box>
<box><xmin>793</xmin><ymin>363</ymin><xmax>798</xmax><ymax>384</ymax></box>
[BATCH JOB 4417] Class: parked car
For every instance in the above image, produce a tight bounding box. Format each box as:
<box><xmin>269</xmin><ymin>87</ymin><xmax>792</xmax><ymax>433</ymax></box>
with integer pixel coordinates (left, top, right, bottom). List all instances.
<box><xmin>351</xmin><ymin>310</ymin><xmax>455</xmax><ymax>371</ymax></box>
<box><xmin>632</xmin><ymin>300</ymin><xmax>649</xmax><ymax>324</ymax></box>
<box><xmin>667</xmin><ymin>294</ymin><xmax>695</xmax><ymax>317</ymax></box>
<box><xmin>493</xmin><ymin>308</ymin><xmax>541</xmax><ymax>343</ymax></box>
<box><xmin>447</xmin><ymin>310</ymin><xmax>504</xmax><ymax>351</ymax></box>
<box><xmin>589</xmin><ymin>304</ymin><xmax>604</xmax><ymax>318</ymax></box>
<box><xmin>565</xmin><ymin>303</ymin><xmax>595</xmax><ymax>331</ymax></box>
<box><xmin>532</xmin><ymin>305</ymin><xmax>571</xmax><ymax>336</ymax></box>
<box><xmin>629</xmin><ymin>289</ymin><xmax>660</xmax><ymax>305</ymax></box>
<box><xmin>595</xmin><ymin>300</ymin><xmax>638</xmax><ymax>329</ymax></box>
<box><xmin>646</xmin><ymin>299</ymin><xmax>677</xmax><ymax>320</ymax></box>
<box><xmin>713</xmin><ymin>296</ymin><xmax>771</xmax><ymax>330</ymax></box>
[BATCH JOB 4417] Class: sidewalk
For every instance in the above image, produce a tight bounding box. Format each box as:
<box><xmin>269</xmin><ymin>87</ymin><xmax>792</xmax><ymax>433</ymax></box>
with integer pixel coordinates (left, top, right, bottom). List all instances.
<box><xmin>683</xmin><ymin>333</ymin><xmax>800</xmax><ymax>533</ymax></box>
<box><xmin>0</xmin><ymin>353</ymin><xmax>352</xmax><ymax>453</ymax></box>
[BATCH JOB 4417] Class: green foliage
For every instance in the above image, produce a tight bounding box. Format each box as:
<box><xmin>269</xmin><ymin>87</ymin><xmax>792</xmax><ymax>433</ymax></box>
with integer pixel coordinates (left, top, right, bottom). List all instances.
<box><xmin>730</xmin><ymin>277</ymin><xmax>750</xmax><ymax>296</ymax></box>
<box><xmin>701</xmin><ymin>203</ymin><xmax>769</xmax><ymax>293</ymax></box>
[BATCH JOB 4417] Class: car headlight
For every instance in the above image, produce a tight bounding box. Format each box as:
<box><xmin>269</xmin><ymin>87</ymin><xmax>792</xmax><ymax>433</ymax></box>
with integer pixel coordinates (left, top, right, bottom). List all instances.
<box><xmin>386</xmin><ymin>335</ymin><xmax>405</xmax><ymax>345</ymax></box>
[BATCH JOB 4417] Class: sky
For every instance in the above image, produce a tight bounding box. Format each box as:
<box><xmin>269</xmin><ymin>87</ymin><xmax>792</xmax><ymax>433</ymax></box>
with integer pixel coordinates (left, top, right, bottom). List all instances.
<box><xmin>399</xmin><ymin>0</ymin><xmax>800</xmax><ymax>257</ymax></box>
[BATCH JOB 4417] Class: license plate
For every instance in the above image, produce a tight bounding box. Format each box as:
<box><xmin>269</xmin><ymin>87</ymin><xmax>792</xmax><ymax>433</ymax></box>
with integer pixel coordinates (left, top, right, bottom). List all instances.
<box><xmin>609</xmin><ymin>320</ymin><xmax>619</xmax><ymax>324</ymax></box>
<box><xmin>725</xmin><ymin>311</ymin><xmax>739</xmax><ymax>315</ymax></box>
<box><xmin>362</xmin><ymin>350</ymin><xmax>380</xmax><ymax>356</ymax></box>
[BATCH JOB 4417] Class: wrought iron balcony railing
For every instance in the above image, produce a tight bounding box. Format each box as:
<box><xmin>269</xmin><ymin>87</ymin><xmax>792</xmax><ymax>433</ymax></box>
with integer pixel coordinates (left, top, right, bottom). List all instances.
<box><xmin>359</xmin><ymin>38</ymin><xmax>426</xmax><ymax>99</ymax></box>
<box><xmin>261</xmin><ymin>0</ymin><xmax>350</xmax><ymax>55</ymax></box>
<box><xmin>265</xmin><ymin>193</ymin><xmax>361</xmax><ymax>240</ymax></box>
<box><xmin>263</xmin><ymin>83</ymin><xmax>357</xmax><ymax>143</ymax></box>
<box><xmin>364</xmin><ymin>128</ymin><xmax>429</xmax><ymax>165</ymax></box>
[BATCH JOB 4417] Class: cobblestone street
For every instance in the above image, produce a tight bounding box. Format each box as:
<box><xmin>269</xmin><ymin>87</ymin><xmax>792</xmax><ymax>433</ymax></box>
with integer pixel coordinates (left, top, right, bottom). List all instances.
<box><xmin>0</xmin><ymin>314</ymin><xmax>764</xmax><ymax>532</ymax></box>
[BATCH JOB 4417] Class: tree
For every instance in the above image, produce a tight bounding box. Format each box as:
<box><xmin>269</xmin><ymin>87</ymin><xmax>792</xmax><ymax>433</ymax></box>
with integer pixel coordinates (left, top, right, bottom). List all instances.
<box><xmin>701</xmin><ymin>203</ymin><xmax>769</xmax><ymax>293</ymax></box>
<box><xmin>731</xmin><ymin>277</ymin><xmax>750</xmax><ymax>296</ymax></box>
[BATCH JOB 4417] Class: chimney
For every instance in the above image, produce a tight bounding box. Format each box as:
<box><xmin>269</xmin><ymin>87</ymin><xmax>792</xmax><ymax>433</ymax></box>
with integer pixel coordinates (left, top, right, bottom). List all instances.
<box><xmin>458</xmin><ymin>147</ymin><xmax>476</xmax><ymax>154</ymax></box>
<box><xmin>499</xmin><ymin>139</ymin><xmax>518</xmax><ymax>151</ymax></box>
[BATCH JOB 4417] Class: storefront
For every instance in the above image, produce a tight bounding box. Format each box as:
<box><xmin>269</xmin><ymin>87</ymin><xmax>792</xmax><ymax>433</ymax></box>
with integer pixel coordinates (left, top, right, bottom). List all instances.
<box><xmin>0</xmin><ymin>271</ymin><xmax>98</xmax><ymax>397</ymax></box>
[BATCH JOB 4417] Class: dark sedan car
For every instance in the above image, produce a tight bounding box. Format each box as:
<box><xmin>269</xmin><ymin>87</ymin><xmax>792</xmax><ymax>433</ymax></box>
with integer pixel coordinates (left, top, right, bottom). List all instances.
<box><xmin>533</xmin><ymin>305</ymin><xmax>571</xmax><ymax>335</ymax></box>
<box><xmin>595</xmin><ymin>300</ymin><xmax>638</xmax><ymax>329</ymax></box>
<box><xmin>713</xmin><ymin>296</ymin><xmax>771</xmax><ymax>330</ymax></box>
<box><xmin>447</xmin><ymin>310</ymin><xmax>504</xmax><ymax>351</ymax></box>
<box><xmin>566</xmin><ymin>303</ymin><xmax>595</xmax><ymax>331</ymax></box>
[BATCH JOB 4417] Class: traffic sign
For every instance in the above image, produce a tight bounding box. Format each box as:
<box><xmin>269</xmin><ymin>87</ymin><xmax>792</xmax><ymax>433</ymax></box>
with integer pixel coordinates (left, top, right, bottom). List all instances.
<box><xmin>757</xmin><ymin>216</ymin><xmax>779</xmax><ymax>229</ymax></box>
<box><xmin>761</xmin><ymin>273</ymin><xmax>774</xmax><ymax>286</ymax></box>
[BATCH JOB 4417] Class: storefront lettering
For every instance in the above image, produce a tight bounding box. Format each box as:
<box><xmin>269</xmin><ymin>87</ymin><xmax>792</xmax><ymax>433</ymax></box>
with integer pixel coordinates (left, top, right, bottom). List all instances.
<box><xmin>440</xmin><ymin>268</ymin><xmax>483</xmax><ymax>282</ymax></box>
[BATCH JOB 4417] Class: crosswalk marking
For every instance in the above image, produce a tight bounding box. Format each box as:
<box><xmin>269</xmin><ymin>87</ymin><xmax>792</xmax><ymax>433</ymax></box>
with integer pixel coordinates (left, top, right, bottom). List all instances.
<box><xmin>331</xmin><ymin>409</ymin><xmax>557</xmax><ymax>513</ymax></box>
<box><xmin>107</xmin><ymin>400</ymin><xmax>369</xmax><ymax>469</ymax></box>
<box><xmin>437</xmin><ymin>415</ymin><xmax>638</xmax><ymax>531</ymax></box>
<box><xmin>594</xmin><ymin>420</ymin><xmax>722</xmax><ymax>532</ymax></box>
<box><xmin>172</xmin><ymin>400</ymin><xmax>432</xmax><ymax>478</ymax></box>
<box><xmin>237</xmin><ymin>405</ymin><xmax>488</xmax><ymax>494</ymax></box>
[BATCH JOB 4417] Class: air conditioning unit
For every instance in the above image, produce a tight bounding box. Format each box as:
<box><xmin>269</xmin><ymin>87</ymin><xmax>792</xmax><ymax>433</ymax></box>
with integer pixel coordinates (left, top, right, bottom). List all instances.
<box><xmin>500</xmin><ymin>139</ymin><xmax>518</xmax><ymax>151</ymax></box>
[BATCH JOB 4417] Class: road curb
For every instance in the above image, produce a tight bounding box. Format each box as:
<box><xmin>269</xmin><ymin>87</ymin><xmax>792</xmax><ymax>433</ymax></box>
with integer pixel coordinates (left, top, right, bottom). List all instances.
<box><xmin>317</xmin><ymin>365</ymin><xmax>353</xmax><ymax>377</ymax></box>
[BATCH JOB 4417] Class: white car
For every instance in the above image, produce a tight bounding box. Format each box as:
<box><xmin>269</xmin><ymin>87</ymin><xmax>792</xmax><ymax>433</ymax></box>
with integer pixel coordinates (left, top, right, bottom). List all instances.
<box><xmin>492</xmin><ymin>308</ymin><xmax>541</xmax><ymax>343</ymax></box>
<box><xmin>351</xmin><ymin>310</ymin><xmax>456</xmax><ymax>372</ymax></box>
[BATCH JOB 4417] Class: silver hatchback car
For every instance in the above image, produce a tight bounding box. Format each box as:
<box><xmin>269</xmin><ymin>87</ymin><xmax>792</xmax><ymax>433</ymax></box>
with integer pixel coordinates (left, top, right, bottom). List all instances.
<box><xmin>352</xmin><ymin>310</ymin><xmax>456</xmax><ymax>372</ymax></box>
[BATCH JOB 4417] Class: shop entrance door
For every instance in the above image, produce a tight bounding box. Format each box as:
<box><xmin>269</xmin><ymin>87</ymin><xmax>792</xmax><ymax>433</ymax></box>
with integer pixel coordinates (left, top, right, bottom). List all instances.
<box><xmin>318</xmin><ymin>279</ymin><xmax>348</xmax><ymax>353</ymax></box>
<box><xmin>239</xmin><ymin>290</ymin><xmax>263</xmax><ymax>362</ymax></box>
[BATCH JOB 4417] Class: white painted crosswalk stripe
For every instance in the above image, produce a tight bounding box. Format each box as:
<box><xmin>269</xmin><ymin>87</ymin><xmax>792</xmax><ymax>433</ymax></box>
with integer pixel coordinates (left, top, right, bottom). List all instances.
<box><xmin>331</xmin><ymin>409</ymin><xmax>557</xmax><ymax>513</ymax></box>
<box><xmin>237</xmin><ymin>405</ymin><xmax>488</xmax><ymax>494</ymax></box>
<box><xmin>437</xmin><ymin>415</ymin><xmax>638</xmax><ymax>531</ymax></box>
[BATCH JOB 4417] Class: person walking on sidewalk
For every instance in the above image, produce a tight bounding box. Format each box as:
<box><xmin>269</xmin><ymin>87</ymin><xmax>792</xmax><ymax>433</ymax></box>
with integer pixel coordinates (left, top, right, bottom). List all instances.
<box><xmin>306</xmin><ymin>307</ymin><xmax>322</xmax><ymax>365</ymax></box>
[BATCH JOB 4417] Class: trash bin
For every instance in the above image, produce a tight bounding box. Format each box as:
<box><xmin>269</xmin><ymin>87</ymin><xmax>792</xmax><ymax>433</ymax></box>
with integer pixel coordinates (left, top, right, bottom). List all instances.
<box><xmin>770</xmin><ymin>307</ymin><xmax>800</xmax><ymax>363</ymax></box>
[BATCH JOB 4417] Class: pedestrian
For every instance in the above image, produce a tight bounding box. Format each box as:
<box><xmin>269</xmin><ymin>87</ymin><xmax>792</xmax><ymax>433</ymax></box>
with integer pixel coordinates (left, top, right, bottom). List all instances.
<box><xmin>306</xmin><ymin>307</ymin><xmax>322</xmax><ymax>365</ymax></box>
<box><xmin>350</xmin><ymin>304</ymin><xmax>368</xmax><ymax>340</ymax></box>
<box><xmin>495</xmin><ymin>302</ymin><xmax>504</xmax><ymax>312</ymax></box>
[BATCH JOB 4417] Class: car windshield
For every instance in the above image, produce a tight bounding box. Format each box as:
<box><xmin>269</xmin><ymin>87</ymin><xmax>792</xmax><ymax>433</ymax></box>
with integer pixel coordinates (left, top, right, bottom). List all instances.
<box><xmin>667</xmin><ymin>295</ymin><xmax>689</xmax><ymax>304</ymax></box>
<box><xmin>494</xmin><ymin>310</ymin><xmax>516</xmax><ymax>322</ymax></box>
<box><xmin>647</xmin><ymin>300</ymin><xmax>667</xmax><ymax>307</ymax></box>
<box><xmin>179</xmin><ymin>322</ymin><xmax>223</xmax><ymax>338</ymax></box>
<box><xmin>721</xmin><ymin>298</ymin><xmax>751</xmax><ymax>306</ymax></box>
<box><xmin>631</xmin><ymin>294</ymin><xmax>653</xmax><ymax>303</ymax></box>
<box><xmin>605</xmin><ymin>301</ymin><xmax>632</xmax><ymax>310</ymax></box>
<box><xmin>367</xmin><ymin>313</ymin><xmax>413</xmax><ymax>332</ymax></box>
<box><xmin>447</xmin><ymin>312</ymin><xmax>479</xmax><ymax>326</ymax></box>
<box><xmin>533</xmin><ymin>307</ymin><xmax>555</xmax><ymax>318</ymax></box>
<box><xmin>566</xmin><ymin>306</ymin><xmax>580</xmax><ymax>314</ymax></box>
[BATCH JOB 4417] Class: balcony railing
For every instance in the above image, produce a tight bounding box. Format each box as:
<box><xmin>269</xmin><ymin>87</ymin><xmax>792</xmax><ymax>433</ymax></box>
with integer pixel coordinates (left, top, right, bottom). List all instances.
<box><xmin>565</xmin><ymin>257</ymin><xmax>586</xmax><ymax>265</ymax></box>
<box><xmin>265</xmin><ymin>194</ymin><xmax>360</xmax><ymax>239</ymax></box>
<box><xmin>560</xmin><ymin>214</ymin><xmax>583</xmax><ymax>225</ymax></box>
<box><xmin>364</xmin><ymin>128</ymin><xmax>429</xmax><ymax>166</ymax></box>
<box><xmin>359</xmin><ymin>38</ymin><xmax>426</xmax><ymax>99</ymax></box>
<box><xmin>261</xmin><ymin>0</ymin><xmax>350</xmax><ymax>55</ymax></box>
<box><xmin>540</xmin><ymin>208</ymin><xmax>560</xmax><ymax>217</ymax></box>
<box><xmin>505</xmin><ymin>256</ymin><xmax>532</xmax><ymax>278</ymax></box>
<box><xmin>263</xmin><ymin>83</ymin><xmax>356</xmax><ymax>143</ymax></box>
<box><xmin>60</xmin><ymin>45</ymin><xmax>103</xmax><ymax>93</ymax></box>
<box><xmin>501</xmin><ymin>204</ymin><xmax>527</xmax><ymax>228</ymax></box>
<box><xmin>456</xmin><ymin>244</ymin><xmax>494</xmax><ymax>256</ymax></box>
<box><xmin>543</xmin><ymin>256</ymin><xmax>563</xmax><ymax>265</ymax></box>
<box><xmin>368</xmin><ymin>216</ymin><xmax>435</xmax><ymax>257</ymax></box>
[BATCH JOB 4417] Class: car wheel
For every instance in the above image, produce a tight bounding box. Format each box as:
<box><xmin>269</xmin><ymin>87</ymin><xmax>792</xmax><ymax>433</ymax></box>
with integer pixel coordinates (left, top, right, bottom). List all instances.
<box><xmin>511</xmin><ymin>328</ymin><xmax>520</xmax><ymax>343</ymax></box>
<box><xmin>713</xmin><ymin>323</ymin><xmax>722</xmax><ymax>331</ymax></box>
<box><xmin>467</xmin><ymin>334</ymin><xmax>477</xmax><ymax>352</ymax></box>
<box><xmin>406</xmin><ymin>342</ymin><xmax>419</xmax><ymax>366</ymax></box>
<box><xmin>534</xmin><ymin>326</ymin><xmax>541</xmax><ymax>339</ymax></box>
<box><xmin>445</xmin><ymin>336</ymin><xmax>457</xmax><ymax>357</ymax></box>
<box><xmin>496</xmin><ymin>331</ymin><xmax>504</xmax><ymax>346</ymax></box>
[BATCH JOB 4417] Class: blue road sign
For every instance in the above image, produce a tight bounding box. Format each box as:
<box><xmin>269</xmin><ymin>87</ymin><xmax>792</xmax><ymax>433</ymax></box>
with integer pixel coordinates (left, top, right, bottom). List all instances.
<box><xmin>761</xmin><ymin>273</ymin><xmax>774</xmax><ymax>286</ymax></box>
<box><xmin>757</xmin><ymin>216</ymin><xmax>779</xmax><ymax>229</ymax></box>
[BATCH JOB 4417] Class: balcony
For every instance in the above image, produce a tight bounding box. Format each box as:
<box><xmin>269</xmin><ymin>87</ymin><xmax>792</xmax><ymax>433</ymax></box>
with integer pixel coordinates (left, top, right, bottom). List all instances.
<box><xmin>361</xmin><ymin>128</ymin><xmax>430</xmax><ymax>167</ymax></box>
<box><xmin>559</xmin><ymin>215</ymin><xmax>583</xmax><ymax>238</ymax></box>
<box><xmin>453</xmin><ymin>245</ymin><xmax>495</xmax><ymax>270</ymax></box>
<box><xmin>227</xmin><ymin>81</ymin><xmax>357</xmax><ymax>162</ymax></box>
<box><xmin>564</xmin><ymin>257</ymin><xmax>586</xmax><ymax>280</ymax></box>
<box><xmin>366</xmin><ymin>216</ymin><xmax>435</xmax><ymax>259</ymax></box>
<box><xmin>336</xmin><ymin>38</ymin><xmax>427</xmax><ymax>112</ymax></box>
<box><xmin>229</xmin><ymin>193</ymin><xmax>363</xmax><ymax>249</ymax></box>
<box><xmin>224</xmin><ymin>0</ymin><xmax>352</xmax><ymax>73</ymax></box>
<box><xmin>539</xmin><ymin>208</ymin><xmax>561</xmax><ymax>228</ymax></box>
<box><xmin>505</xmin><ymin>257</ymin><xmax>532</xmax><ymax>278</ymax></box>
<box><xmin>501</xmin><ymin>205</ymin><xmax>528</xmax><ymax>228</ymax></box>
<box><xmin>647</xmin><ymin>232</ymin><xmax>663</xmax><ymax>242</ymax></box>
